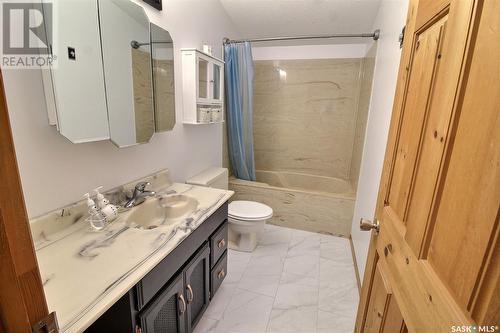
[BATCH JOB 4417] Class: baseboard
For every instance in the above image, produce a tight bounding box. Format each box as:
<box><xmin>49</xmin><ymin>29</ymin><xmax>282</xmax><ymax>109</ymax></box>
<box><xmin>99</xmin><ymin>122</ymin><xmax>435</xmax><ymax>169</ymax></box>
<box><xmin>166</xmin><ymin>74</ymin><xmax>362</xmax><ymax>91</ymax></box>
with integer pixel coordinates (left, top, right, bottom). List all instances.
<box><xmin>349</xmin><ymin>236</ymin><xmax>362</xmax><ymax>295</ymax></box>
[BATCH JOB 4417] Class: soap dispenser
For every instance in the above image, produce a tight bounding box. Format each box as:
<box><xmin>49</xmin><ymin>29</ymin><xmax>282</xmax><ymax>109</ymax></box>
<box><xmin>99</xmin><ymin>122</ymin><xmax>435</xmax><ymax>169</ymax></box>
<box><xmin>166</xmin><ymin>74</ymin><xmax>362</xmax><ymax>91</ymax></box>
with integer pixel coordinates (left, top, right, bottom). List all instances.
<box><xmin>94</xmin><ymin>186</ymin><xmax>109</xmax><ymax>209</ymax></box>
<box><xmin>94</xmin><ymin>187</ymin><xmax>119</xmax><ymax>222</ymax></box>
<box><xmin>84</xmin><ymin>193</ymin><xmax>106</xmax><ymax>230</ymax></box>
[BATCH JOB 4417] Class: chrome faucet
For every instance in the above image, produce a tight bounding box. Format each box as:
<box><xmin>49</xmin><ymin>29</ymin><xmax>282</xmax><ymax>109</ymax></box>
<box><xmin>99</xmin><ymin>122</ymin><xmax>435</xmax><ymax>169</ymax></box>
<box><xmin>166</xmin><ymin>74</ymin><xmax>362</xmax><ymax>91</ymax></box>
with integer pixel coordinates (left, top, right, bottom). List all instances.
<box><xmin>124</xmin><ymin>182</ymin><xmax>156</xmax><ymax>208</ymax></box>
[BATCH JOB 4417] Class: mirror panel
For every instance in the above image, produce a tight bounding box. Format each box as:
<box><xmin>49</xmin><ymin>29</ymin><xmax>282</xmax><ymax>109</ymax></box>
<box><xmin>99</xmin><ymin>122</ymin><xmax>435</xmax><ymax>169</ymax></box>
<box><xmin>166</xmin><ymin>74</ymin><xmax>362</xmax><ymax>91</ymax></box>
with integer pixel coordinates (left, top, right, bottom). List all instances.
<box><xmin>151</xmin><ymin>24</ymin><xmax>176</xmax><ymax>132</ymax></box>
<box><xmin>47</xmin><ymin>0</ymin><xmax>109</xmax><ymax>143</ymax></box>
<box><xmin>99</xmin><ymin>0</ymin><xmax>154</xmax><ymax>147</ymax></box>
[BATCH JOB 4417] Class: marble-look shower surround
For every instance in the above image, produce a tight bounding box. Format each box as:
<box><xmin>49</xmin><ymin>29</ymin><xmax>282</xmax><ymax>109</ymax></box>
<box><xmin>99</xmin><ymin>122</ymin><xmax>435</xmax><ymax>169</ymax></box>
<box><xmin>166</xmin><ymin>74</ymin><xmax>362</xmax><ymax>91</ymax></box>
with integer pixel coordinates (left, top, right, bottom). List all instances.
<box><xmin>253</xmin><ymin>58</ymin><xmax>368</xmax><ymax>179</ymax></box>
<box><xmin>230</xmin><ymin>176</ymin><xmax>355</xmax><ymax>237</ymax></box>
<box><xmin>350</xmin><ymin>44</ymin><xmax>377</xmax><ymax>188</ymax></box>
<box><xmin>132</xmin><ymin>48</ymin><xmax>155</xmax><ymax>143</ymax></box>
<box><xmin>227</xmin><ymin>55</ymin><xmax>375</xmax><ymax>236</ymax></box>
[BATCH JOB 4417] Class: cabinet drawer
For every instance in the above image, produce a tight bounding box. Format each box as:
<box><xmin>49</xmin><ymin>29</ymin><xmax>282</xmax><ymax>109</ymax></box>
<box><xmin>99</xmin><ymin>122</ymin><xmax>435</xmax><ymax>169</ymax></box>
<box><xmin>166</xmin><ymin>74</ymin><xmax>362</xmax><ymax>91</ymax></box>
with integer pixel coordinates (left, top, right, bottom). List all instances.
<box><xmin>210</xmin><ymin>222</ymin><xmax>228</xmax><ymax>268</ymax></box>
<box><xmin>210</xmin><ymin>252</ymin><xmax>227</xmax><ymax>298</ymax></box>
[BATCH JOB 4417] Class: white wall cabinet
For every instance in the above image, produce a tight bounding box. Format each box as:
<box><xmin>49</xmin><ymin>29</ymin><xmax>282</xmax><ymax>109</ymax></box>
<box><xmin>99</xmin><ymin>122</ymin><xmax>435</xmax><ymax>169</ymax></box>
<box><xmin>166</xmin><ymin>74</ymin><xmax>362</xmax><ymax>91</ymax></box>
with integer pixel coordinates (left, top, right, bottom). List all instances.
<box><xmin>181</xmin><ymin>49</ymin><xmax>224</xmax><ymax>124</ymax></box>
<box><xmin>42</xmin><ymin>0</ymin><xmax>175</xmax><ymax>147</ymax></box>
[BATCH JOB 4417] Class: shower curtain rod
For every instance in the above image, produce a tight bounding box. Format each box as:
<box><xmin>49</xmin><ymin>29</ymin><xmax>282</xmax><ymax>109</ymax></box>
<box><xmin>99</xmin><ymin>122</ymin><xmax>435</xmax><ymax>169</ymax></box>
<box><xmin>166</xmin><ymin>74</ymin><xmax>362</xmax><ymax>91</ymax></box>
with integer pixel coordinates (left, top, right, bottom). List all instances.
<box><xmin>223</xmin><ymin>29</ymin><xmax>380</xmax><ymax>44</ymax></box>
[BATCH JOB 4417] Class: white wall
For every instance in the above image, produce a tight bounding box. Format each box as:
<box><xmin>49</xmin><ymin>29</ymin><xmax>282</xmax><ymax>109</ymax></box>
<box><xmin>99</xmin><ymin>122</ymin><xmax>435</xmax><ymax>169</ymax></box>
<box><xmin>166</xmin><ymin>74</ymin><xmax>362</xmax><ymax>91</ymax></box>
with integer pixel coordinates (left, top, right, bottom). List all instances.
<box><xmin>351</xmin><ymin>0</ymin><xmax>409</xmax><ymax>279</ymax></box>
<box><xmin>3</xmin><ymin>0</ymin><xmax>240</xmax><ymax>218</ymax></box>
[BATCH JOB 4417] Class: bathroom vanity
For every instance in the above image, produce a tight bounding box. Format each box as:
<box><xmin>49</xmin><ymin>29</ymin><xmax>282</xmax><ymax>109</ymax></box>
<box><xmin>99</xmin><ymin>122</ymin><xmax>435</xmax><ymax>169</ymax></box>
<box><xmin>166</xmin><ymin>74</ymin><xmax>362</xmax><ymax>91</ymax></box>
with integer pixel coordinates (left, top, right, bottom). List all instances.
<box><xmin>30</xmin><ymin>170</ymin><xmax>233</xmax><ymax>333</ymax></box>
<box><xmin>86</xmin><ymin>204</ymin><xmax>228</xmax><ymax>333</ymax></box>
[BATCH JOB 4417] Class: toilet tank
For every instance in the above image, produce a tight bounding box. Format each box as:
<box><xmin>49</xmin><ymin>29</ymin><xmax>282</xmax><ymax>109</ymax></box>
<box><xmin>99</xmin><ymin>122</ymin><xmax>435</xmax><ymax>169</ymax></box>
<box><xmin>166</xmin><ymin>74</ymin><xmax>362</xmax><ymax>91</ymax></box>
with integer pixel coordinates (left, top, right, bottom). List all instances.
<box><xmin>186</xmin><ymin>168</ymin><xmax>228</xmax><ymax>190</ymax></box>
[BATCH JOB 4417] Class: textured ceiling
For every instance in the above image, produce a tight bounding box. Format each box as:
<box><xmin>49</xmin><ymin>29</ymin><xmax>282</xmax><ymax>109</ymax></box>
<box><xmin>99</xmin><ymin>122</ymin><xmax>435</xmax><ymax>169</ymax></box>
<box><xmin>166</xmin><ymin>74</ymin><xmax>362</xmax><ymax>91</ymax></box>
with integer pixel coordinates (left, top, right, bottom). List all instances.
<box><xmin>220</xmin><ymin>0</ymin><xmax>382</xmax><ymax>45</ymax></box>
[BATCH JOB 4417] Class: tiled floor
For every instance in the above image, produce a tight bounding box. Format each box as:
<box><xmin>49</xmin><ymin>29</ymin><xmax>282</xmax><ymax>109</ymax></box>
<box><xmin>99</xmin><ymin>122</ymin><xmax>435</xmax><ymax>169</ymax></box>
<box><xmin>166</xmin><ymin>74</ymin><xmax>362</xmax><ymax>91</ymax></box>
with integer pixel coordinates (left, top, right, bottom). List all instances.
<box><xmin>194</xmin><ymin>224</ymin><xmax>359</xmax><ymax>333</ymax></box>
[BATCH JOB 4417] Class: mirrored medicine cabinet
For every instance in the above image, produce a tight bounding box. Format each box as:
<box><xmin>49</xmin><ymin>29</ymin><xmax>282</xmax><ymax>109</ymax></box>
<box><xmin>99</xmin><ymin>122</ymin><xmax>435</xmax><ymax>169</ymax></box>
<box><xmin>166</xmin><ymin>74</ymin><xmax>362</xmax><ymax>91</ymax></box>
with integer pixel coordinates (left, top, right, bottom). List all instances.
<box><xmin>42</xmin><ymin>0</ymin><xmax>175</xmax><ymax>147</ymax></box>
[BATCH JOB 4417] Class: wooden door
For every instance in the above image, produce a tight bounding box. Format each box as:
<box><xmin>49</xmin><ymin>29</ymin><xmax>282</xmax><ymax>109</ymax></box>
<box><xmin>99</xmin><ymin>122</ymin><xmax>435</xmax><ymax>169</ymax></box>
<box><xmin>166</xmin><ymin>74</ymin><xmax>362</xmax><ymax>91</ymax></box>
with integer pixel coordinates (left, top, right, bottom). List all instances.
<box><xmin>355</xmin><ymin>0</ymin><xmax>499</xmax><ymax>332</ymax></box>
<box><xmin>0</xmin><ymin>70</ymin><xmax>54</xmax><ymax>332</ymax></box>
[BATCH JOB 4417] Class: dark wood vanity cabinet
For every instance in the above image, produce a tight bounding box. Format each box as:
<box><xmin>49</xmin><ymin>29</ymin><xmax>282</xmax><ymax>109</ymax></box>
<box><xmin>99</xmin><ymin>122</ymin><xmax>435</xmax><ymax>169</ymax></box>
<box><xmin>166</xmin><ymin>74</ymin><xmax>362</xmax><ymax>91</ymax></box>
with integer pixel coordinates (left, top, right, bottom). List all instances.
<box><xmin>139</xmin><ymin>243</ymin><xmax>209</xmax><ymax>333</ymax></box>
<box><xmin>184</xmin><ymin>243</ymin><xmax>210</xmax><ymax>332</ymax></box>
<box><xmin>85</xmin><ymin>203</ymin><xmax>228</xmax><ymax>333</ymax></box>
<box><xmin>138</xmin><ymin>274</ymin><xmax>186</xmax><ymax>333</ymax></box>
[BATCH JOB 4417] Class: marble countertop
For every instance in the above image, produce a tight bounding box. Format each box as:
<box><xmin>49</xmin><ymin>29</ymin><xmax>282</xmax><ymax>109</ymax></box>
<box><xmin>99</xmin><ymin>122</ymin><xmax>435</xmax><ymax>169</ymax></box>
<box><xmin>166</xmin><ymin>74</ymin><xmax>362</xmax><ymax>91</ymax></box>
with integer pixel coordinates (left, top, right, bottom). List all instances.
<box><xmin>30</xmin><ymin>170</ymin><xmax>233</xmax><ymax>333</ymax></box>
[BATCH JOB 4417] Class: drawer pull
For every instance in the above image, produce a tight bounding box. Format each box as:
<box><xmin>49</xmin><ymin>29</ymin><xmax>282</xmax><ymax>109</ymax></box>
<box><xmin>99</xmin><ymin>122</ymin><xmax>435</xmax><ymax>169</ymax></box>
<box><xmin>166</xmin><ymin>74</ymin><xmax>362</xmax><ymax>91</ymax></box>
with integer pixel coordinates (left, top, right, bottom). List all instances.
<box><xmin>217</xmin><ymin>269</ymin><xmax>226</xmax><ymax>279</ymax></box>
<box><xmin>218</xmin><ymin>239</ymin><xmax>226</xmax><ymax>248</ymax></box>
<box><xmin>186</xmin><ymin>284</ymin><xmax>194</xmax><ymax>303</ymax></box>
<box><xmin>178</xmin><ymin>294</ymin><xmax>186</xmax><ymax>314</ymax></box>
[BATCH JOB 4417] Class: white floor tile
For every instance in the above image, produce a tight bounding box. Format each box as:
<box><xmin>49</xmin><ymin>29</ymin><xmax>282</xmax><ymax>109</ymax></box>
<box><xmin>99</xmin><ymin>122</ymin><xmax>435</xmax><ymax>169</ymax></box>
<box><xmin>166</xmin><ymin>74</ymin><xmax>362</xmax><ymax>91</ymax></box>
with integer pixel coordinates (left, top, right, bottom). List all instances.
<box><xmin>266</xmin><ymin>305</ymin><xmax>318</xmax><ymax>333</ymax></box>
<box><xmin>320</xmin><ymin>237</ymin><xmax>352</xmax><ymax>262</ymax></box>
<box><xmin>319</xmin><ymin>282</ymin><xmax>359</xmax><ymax>315</ymax></box>
<box><xmin>238</xmin><ymin>271</ymin><xmax>282</xmax><ymax>297</ymax></box>
<box><xmin>252</xmin><ymin>243</ymin><xmax>290</xmax><ymax>259</ymax></box>
<box><xmin>259</xmin><ymin>224</ymin><xmax>293</xmax><ymax>246</ymax></box>
<box><xmin>273</xmin><ymin>282</ymin><xmax>319</xmax><ymax>309</ymax></box>
<box><xmin>282</xmin><ymin>254</ymin><xmax>320</xmax><ymax>279</ymax></box>
<box><xmin>196</xmin><ymin>225</ymin><xmax>358</xmax><ymax>333</ymax></box>
<box><xmin>317</xmin><ymin>309</ymin><xmax>356</xmax><ymax>333</ymax></box>
<box><xmin>203</xmin><ymin>280</ymin><xmax>237</xmax><ymax>320</ymax></box>
<box><xmin>238</xmin><ymin>255</ymin><xmax>285</xmax><ymax>297</ymax></box>
<box><xmin>214</xmin><ymin>288</ymin><xmax>274</xmax><ymax>333</ymax></box>
<box><xmin>279</xmin><ymin>271</ymin><xmax>318</xmax><ymax>287</ymax></box>
<box><xmin>193</xmin><ymin>316</ymin><xmax>218</xmax><ymax>333</ymax></box>
<box><xmin>319</xmin><ymin>258</ymin><xmax>357</xmax><ymax>288</ymax></box>
<box><xmin>226</xmin><ymin>250</ymin><xmax>252</xmax><ymax>284</ymax></box>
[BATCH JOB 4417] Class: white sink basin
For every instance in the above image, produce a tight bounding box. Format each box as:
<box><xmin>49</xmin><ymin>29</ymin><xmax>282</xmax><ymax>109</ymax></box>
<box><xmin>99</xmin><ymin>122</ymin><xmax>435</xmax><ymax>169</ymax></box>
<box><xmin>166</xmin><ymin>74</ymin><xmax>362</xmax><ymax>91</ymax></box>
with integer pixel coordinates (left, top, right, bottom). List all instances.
<box><xmin>158</xmin><ymin>195</ymin><xmax>198</xmax><ymax>219</ymax></box>
<box><xmin>126</xmin><ymin>195</ymin><xmax>198</xmax><ymax>229</ymax></box>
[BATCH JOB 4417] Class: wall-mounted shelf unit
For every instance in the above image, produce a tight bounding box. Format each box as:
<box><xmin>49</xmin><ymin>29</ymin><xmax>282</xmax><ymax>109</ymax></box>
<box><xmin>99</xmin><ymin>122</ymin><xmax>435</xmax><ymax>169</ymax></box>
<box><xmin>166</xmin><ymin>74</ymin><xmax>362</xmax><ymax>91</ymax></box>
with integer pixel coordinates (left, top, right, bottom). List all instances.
<box><xmin>181</xmin><ymin>49</ymin><xmax>224</xmax><ymax>125</ymax></box>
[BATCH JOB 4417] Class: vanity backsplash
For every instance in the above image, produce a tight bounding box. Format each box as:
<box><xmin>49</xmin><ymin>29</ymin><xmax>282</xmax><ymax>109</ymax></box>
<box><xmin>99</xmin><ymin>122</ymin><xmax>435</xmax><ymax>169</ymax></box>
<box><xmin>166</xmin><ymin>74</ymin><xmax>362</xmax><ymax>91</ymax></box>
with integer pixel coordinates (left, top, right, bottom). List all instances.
<box><xmin>29</xmin><ymin>169</ymin><xmax>172</xmax><ymax>248</ymax></box>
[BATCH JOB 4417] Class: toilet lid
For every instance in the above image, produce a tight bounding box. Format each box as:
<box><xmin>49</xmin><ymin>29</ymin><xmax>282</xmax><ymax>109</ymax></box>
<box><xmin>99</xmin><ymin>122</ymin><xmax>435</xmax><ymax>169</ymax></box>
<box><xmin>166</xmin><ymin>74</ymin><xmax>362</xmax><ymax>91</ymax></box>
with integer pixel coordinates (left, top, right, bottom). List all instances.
<box><xmin>228</xmin><ymin>201</ymin><xmax>273</xmax><ymax>221</ymax></box>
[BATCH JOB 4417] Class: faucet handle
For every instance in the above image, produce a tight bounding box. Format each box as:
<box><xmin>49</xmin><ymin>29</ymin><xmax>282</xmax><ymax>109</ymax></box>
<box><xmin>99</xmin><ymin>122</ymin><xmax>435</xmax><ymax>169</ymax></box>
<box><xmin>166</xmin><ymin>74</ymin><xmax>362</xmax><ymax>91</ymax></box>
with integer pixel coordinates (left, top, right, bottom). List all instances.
<box><xmin>135</xmin><ymin>182</ymin><xmax>151</xmax><ymax>192</ymax></box>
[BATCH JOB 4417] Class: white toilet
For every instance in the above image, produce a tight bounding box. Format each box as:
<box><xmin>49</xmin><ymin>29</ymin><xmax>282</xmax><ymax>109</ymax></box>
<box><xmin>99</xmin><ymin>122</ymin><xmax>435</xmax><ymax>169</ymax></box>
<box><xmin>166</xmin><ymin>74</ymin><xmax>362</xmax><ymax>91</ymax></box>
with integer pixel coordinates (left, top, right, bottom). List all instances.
<box><xmin>186</xmin><ymin>168</ymin><xmax>273</xmax><ymax>252</ymax></box>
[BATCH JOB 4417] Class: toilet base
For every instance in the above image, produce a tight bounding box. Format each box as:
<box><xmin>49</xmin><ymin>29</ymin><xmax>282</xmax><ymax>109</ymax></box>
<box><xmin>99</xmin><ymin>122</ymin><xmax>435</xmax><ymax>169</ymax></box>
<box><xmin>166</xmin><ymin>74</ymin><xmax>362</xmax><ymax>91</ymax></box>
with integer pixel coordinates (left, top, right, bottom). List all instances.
<box><xmin>228</xmin><ymin>228</ymin><xmax>258</xmax><ymax>252</ymax></box>
<box><xmin>228</xmin><ymin>217</ymin><xmax>268</xmax><ymax>252</ymax></box>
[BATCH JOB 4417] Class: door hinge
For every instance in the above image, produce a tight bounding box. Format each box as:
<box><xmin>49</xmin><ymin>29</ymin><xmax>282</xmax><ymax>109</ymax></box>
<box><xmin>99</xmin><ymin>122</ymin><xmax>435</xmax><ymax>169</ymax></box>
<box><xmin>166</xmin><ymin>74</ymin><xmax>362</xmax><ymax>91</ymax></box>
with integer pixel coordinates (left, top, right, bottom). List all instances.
<box><xmin>399</xmin><ymin>25</ymin><xmax>406</xmax><ymax>48</ymax></box>
<box><xmin>32</xmin><ymin>312</ymin><xmax>59</xmax><ymax>333</ymax></box>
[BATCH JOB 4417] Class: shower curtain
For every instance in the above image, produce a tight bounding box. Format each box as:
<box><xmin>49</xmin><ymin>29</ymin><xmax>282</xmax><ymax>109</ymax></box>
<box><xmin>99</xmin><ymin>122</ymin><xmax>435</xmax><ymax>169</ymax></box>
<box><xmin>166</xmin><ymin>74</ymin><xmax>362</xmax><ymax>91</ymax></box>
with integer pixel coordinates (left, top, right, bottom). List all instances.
<box><xmin>224</xmin><ymin>42</ymin><xmax>256</xmax><ymax>181</ymax></box>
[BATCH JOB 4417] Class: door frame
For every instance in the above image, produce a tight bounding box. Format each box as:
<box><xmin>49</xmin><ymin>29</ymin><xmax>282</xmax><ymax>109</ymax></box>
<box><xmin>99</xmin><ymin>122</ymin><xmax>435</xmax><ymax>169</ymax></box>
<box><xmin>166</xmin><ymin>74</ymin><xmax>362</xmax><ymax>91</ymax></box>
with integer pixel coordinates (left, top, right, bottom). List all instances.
<box><xmin>0</xmin><ymin>69</ymin><xmax>52</xmax><ymax>332</ymax></box>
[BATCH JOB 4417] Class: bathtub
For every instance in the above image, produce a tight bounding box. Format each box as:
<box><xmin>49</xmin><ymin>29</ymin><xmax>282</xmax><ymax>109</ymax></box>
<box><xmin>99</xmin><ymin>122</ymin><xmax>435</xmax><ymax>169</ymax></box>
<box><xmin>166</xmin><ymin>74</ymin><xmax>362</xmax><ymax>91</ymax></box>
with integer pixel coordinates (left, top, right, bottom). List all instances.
<box><xmin>229</xmin><ymin>170</ymin><xmax>356</xmax><ymax>237</ymax></box>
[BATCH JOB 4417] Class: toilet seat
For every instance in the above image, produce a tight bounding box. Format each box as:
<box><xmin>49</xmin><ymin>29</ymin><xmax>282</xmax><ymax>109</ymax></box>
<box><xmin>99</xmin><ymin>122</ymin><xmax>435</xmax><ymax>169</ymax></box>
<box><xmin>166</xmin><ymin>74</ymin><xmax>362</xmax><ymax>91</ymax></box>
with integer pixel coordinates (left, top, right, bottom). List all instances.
<box><xmin>228</xmin><ymin>201</ymin><xmax>273</xmax><ymax>221</ymax></box>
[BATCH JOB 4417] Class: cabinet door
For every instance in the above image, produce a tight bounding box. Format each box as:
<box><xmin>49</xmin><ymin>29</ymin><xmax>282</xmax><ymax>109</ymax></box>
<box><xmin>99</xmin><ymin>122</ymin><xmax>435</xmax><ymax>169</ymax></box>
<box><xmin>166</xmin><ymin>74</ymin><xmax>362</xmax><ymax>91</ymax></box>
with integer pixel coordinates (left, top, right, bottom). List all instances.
<box><xmin>138</xmin><ymin>274</ymin><xmax>187</xmax><ymax>333</ymax></box>
<box><xmin>47</xmin><ymin>0</ymin><xmax>110</xmax><ymax>143</ymax></box>
<box><xmin>211</xmin><ymin>62</ymin><xmax>223</xmax><ymax>103</ymax></box>
<box><xmin>197</xmin><ymin>56</ymin><xmax>209</xmax><ymax>102</ymax></box>
<box><xmin>184</xmin><ymin>243</ymin><xmax>210</xmax><ymax>333</ymax></box>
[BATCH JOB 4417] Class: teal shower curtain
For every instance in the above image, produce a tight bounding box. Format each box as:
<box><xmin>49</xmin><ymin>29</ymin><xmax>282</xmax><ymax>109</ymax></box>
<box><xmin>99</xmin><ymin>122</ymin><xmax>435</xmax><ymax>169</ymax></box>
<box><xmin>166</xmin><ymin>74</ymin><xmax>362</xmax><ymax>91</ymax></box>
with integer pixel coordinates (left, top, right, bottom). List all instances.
<box><xmin>224</xmin><ymin>42</ymin><xmax>256</xmax><ymax>181</ymax></box>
